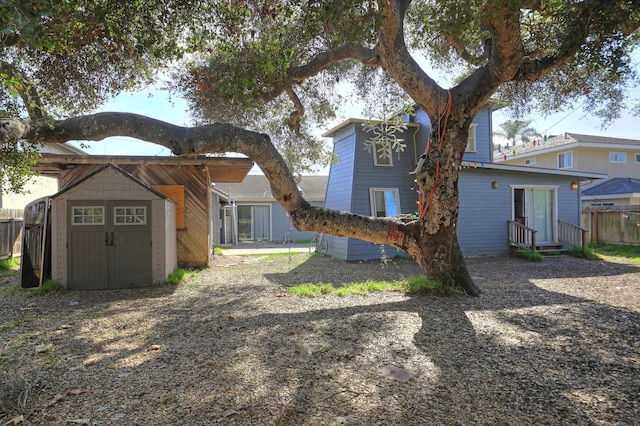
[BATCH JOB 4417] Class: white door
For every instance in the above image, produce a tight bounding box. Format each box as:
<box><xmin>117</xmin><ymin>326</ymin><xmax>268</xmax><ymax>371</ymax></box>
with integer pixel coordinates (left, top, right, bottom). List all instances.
<box><xmin>524</xmin><ymin>189</ymin><xmax>555</xmax><ymax>244</ymax></box>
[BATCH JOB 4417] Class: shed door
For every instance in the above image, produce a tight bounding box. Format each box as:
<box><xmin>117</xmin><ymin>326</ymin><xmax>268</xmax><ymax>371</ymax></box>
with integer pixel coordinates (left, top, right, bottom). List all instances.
<box><xmin>68</xmin><ymin>201</ymin><xmax>152</xmax><ymax>290</ymax></box>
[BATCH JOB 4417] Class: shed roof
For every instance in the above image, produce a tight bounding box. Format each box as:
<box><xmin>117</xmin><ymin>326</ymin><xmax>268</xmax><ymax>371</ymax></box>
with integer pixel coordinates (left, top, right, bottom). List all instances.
<box><xmin>51</xmin><ymin>163</ymin><xmax>169</xmax><ymax>200</ymax></box>
<box><xmin>221</xmin><ymin>175</ymin><xmax>328</xmax><ymax>202</ymax></box>
<box><xmin>582</xmin><ymin>177</ymin><xmax>640</xmax><ymax>196</ymax></box>
<box><xmin>32</xmin><ymin>154</ymin><xmax>254</xmax><ymax>183</ymax></box>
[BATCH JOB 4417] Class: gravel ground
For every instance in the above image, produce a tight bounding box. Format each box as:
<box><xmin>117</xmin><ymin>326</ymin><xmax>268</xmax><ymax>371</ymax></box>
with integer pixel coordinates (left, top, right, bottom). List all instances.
<box><xmin>1</xmin><ymin>252</ymin><xmax>639</xmax><ymax>425</ymax></box>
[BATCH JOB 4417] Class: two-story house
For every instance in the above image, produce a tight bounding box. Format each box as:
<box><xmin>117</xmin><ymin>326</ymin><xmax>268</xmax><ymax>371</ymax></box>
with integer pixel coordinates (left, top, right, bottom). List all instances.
<box><xmin>321</xmin><ymin>107</ymin><xmax>606</xmax><ymax>260</ymax></box>
<box><xmin>494</xmin><ymin>132</ymin><xmax>640</xmax><ymax>179</ymax></box>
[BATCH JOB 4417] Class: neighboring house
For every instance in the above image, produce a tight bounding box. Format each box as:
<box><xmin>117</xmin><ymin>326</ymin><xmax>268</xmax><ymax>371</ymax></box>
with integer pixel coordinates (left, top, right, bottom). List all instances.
<box><xmin>494</xmin><ymin>132</ymin><xmax>640</xmax><ymax>180</ymax></box>
<box><xmin>581</xmin><ymin>177</ymin><xmax>640</xmax><ymax>206</ymax></box>
<box><xmin>0</xmin><ymin>143</ymin><xmax>85</xmax><ymax>211</ymax></box>
<box><xmin>31</xmin><ymin>153</ymin><xmax>253</xmax><ymax>269</ymax></box>
<box><xmin>214</xmin><ymin>174</ymin><xmax>328</xmax><ymax>245</ymax></box>
<box><xmin>322</xmin><ymin>106</ymin><xmax>606</xmax><ymax>261</ymax></box>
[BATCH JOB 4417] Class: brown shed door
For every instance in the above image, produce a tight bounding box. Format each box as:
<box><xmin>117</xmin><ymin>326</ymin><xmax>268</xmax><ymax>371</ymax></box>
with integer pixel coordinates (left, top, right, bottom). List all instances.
<box><xmin>68</xmin><ymin>201</ymin><xmax>152</xmax><ymax>290</ymax></box>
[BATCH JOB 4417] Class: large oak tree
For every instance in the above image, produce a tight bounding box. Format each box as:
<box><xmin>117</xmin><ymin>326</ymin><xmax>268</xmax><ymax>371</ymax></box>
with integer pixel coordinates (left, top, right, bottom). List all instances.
<box><xmin>2</xmin><ymin>1</ymin><xmax>639</xmax><ymax>296</ymax></box>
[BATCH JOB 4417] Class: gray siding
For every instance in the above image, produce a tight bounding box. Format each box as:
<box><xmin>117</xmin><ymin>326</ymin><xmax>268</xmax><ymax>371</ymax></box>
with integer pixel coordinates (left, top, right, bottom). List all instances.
<box><xmin>458</xmin><ymin>170</ymin><xmax>513</xmax><ymax>256</ymax></box>
<box><xmin>324</xmin><ymin>125</ymin><xmax>357</xmax><ymax>260</ymax></box>
<box><xmin>347</xmin><ymin>123</ymin><xmax>419</xmax><ymax>261</ymax></box>
<box><xmin>465</xmin><ymin>107</ymin><xmax>492</xmax><ymax>163</ymax></box>
<box><xmin>458</xmin><ymin>168</ymin><xmax>580</xmax><ymax>256</ymax></box>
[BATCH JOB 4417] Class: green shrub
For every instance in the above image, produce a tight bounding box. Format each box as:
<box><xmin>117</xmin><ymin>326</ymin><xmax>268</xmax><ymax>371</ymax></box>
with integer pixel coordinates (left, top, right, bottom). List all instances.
<box><xmin>404</xmin><ymin>276</ymin><xmax>458</xmax><ymax>296</ymax></box>
<box><xmin>213</xmin><ymin>247</ymin><xmax>223</xmax><ymax>256</ymax></box>
<box><xmin>514</xmin><ymin>251</ymin><xmax>544</xmax><ymax>262</ymax></box>
<box><xmin>569</xmin><ymin>245</ymin><xmax>598</xmax><ymax>260</ymax></box>
<box><xmin>27</xmin><ymin>280</ymin><xmax>62</xmax><ymax>297</ymax></box>
<box><xmin>288</xmin><ymin>283</ymin><xmax>326</xmax><ymax>297</ymax></box>
<box><xmin>163</xmin><ymin>267</ymin><xmax>200</xmax><ymax>285</ymax></box>
<box><xmin>0</xmin><ymin>257</ymin><xmax>19</xmax><ymax>270</ymax></box>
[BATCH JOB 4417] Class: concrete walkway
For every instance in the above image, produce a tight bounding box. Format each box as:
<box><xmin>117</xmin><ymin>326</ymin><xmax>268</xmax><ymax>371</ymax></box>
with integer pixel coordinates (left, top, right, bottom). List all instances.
<box><xmin>219</xmin><ymin>243</ymin><xmax>310</xmax><ymax>256</ymax></box>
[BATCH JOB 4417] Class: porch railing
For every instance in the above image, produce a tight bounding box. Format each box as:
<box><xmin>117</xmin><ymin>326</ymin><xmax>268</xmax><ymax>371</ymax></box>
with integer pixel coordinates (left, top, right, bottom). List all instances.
<box><xmin>558</xmin><ymin>220</ymin><xmax>587</xmax><ymax>249</ymax></box>
<box><xmin>507</xmin><ymin>220</ymin><xmax>537</xmax><ymax>254</ymax></box>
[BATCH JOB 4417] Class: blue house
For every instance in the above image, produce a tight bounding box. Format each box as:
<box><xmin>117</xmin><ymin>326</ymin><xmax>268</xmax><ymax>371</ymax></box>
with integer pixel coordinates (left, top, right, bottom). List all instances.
<box><xmin>321</xmin><ymin>106</ymin><xmax>606</xmax><ymax>261</ymax></box>
<box><xmin>213</xmin><ymin>175</ymin><xmax>328</xmax><ymax>245</ymax></box>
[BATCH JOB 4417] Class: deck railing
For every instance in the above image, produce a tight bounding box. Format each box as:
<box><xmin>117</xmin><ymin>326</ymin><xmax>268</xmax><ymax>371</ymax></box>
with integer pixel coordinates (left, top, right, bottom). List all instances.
<box><xmin>558</xmin><ymin>220</ymin><xmax>587</xmax><ymax>249</ymax></box>
<box><xmin>507</xmin><ymin>220</ymin><xmax>537</xmax><ymax>253</ymax></box>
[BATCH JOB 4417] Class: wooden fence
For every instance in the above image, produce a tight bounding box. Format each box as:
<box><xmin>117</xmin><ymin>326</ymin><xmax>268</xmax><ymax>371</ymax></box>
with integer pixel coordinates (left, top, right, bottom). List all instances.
<box><xmin>0</xmin><ymin>217</ymin><xmax>23</xmax><ymax>260</ymax></box>
<box><xmin>582</xmin><ymin>205</ymin><xmax>640</xmax><ymax>245</ymax></box>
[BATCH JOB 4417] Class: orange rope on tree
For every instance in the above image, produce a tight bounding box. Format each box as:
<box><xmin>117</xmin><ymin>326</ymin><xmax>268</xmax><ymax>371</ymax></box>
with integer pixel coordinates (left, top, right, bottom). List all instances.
<box><xmin>419</xmin><ymin>90</ymin><xmax>451</xmax><ymax>219</ymax></box>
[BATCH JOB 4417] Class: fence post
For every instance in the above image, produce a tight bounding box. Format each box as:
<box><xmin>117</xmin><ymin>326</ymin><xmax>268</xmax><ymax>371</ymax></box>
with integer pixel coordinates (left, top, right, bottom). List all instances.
<box><xmin>9</xmin><ymin>218</ymin><xmax>14</xmax><ymax>258</ymax></box>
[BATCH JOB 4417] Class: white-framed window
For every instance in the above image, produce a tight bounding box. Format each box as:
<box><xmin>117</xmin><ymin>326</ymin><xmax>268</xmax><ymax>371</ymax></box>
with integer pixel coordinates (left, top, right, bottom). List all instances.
<box><xmin>373</xmin><ymin>143</ymin><xmax>393</xmax><ymax>166</ymax></box>
<box><xmin>113</xmin><ymin>206</ymin><xmax>147</xmax><ymax>225</ymax></box>
<box><xmin>71</xmin><ymin>206</ymin><xmax>105</xmax><ymax>225</ymax></box>
<box><xmin>636</xmin><ymin>153</ymin><xmax>640</xmax><ymax>164</ymax></box>
<box><xmin>557</xmin><ymin>152</ymin><xmax>573</xmax><ymax>169</ymax></box>
<box><xmin>525</xmin><ymin>158</ymin><xmax>536</xmax><ymax>165</ymax></box>
<box><xmin>465</xmin><ymin>123</ymin><xmax>477</xmax><ymax>152</ymax></box>
<box><xmin>369</xmin><ymin>188</ymin><xmax>400</xmax><ymax>217</ymax></box>
<box><xmin>609</xmin><ymin>152</ymin><xmax>627</xmax><ymax>163</ymax></box>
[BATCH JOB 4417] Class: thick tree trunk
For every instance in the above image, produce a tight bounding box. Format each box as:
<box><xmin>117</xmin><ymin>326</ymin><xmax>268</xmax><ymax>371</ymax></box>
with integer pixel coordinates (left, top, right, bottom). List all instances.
<box><xmin>408</xmin><ymin>223</ymin><xmax>480</xmax><ymax>296</ymax></box>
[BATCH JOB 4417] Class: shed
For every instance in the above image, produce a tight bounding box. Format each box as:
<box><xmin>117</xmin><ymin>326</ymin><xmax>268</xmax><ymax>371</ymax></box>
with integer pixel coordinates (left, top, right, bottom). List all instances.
<box><xmin>32</xmin><ymin>154</ymin><xmax>254</xmax><ymax>268</ymax></box>
<box><xmin>48</xmin><ymin>163</ymin><xmax>177</xmax><ymax>290</ymax></box>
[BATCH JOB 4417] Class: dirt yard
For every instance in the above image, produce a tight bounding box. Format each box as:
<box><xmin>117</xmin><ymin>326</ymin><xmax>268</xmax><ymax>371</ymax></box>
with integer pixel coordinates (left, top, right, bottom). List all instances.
<box><xmin>1</xmin><ymin>252</ymin><xmax>639</xmax><ymax>425</ymax></box>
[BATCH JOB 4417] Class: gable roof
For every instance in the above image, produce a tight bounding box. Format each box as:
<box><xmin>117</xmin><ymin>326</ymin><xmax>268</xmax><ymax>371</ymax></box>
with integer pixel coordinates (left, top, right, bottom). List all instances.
<box><xmin>582</xmin><ymin>177</ymin><xmax>640</xmax><ymax>197</ymax></box>
<box><xmin>220</xmin><ymin>175</ymin><xmax>328</xmax><ymax>202</ymax></box>
<box><xmin>51</xmin><ymin>163</ymin><xmax>169</xmax><ymax>200</ymax></box>
<box><xmin>495</xmin><ymin>132</ymin><xmax>640</xmax><ymax>159</ymax></box>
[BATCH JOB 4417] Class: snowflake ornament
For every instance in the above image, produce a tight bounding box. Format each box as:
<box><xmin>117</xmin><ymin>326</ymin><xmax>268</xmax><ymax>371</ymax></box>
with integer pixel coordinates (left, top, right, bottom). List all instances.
<box><xmin>361</xmin><ymin>116</ymin><xmax>408</xmax><ymax>161</ymax></box>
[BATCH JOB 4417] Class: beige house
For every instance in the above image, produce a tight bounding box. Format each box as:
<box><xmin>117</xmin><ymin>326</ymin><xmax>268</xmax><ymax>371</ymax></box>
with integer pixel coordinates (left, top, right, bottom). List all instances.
<box><xmin>0</xmin><ymin>143</ymin><xmax>85</xmax><ymax>211</ymax></box>
<box><xmin>494</xmin><ymin>132</ymin><xmax>640</xmax><ymax>181</ymax></box>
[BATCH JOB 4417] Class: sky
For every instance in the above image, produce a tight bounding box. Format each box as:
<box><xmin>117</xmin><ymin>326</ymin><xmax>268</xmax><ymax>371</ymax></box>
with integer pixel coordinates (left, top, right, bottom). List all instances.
<box><xmin>71</xmin><ymin>81</ymin><xmax>640</xmax><ymax>172</ymax></box>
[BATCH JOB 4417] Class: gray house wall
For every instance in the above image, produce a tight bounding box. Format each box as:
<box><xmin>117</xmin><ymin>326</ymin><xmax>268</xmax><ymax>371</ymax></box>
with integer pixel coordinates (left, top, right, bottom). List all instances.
<box><xmin>458</xmin><ymin>168</ymin><xmax>579</xmax><ymax>256</ymax></box>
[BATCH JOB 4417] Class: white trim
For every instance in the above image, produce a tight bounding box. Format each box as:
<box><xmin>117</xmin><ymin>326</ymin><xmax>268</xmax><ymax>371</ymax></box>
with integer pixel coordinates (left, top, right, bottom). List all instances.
<box><xmin>236</xmin><ymin>203</ymin><xmax>272</xmax><ymax>241</ymax></box>
<box><xmin>71</xmin><ymin>206</ymin><xmax>105</xmax><ymax>226</ymax></box>
<box><xmin>557</xmin><ymin>151</ymin><xmax>573</xmax><ymax>169</ymax></box>
<box><xmin>369</xmin><ymin>188</ymin><xmax>401</xmax><ymax>217</ymax></box>
<box><xmin>635</xmin><ymin>153</ymin><xmax>640</xmax><ymax>164</ymax></box>
<box><xmin>509</xmin><ymin>185</ymin><xmax>559</xmax><ymax>244</ymax></box>
<box><xmin>373</xmin><ymin>144</ymin><xmax>394</xmax><ymax>167</ymax></box>
<box><xmin>582</xmin><ymin>193</ymin><xmax>640</xmax><ymax>200</ymax></box>
<box><xmin>465</xmin><ymin>123</ymin><xmax>477</xmax><ymax>153</ymax></box>
<box><xmin>608</xmin><ymin>152</ymin><xmax>627</xmax><ymax>163</ymax></box>
<box><xmin>113</xmin><ymin>206</ymin><xmax>147</xmax><ymax>225</ymax></box>
<box><xmin>460</xmin><ymin>161</ymin><xmax>607</xmax><ymax>179</ymax></box>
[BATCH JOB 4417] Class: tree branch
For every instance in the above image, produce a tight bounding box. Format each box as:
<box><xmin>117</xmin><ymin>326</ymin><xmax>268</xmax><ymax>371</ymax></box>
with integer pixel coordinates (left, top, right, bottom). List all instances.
<box><xmin>376</xmin><ymin>0</ymin><xmax>447</xmax><ymax>117</ymax></box>
<box><xmin>0</xmin><ymin>112</ymin><xmax>414</xmax><ymax>249</ymax></box>
<box><xmin>0</xmin><ymin>60</ymin><xmax>47</xmax><ymax>120</ymax></box>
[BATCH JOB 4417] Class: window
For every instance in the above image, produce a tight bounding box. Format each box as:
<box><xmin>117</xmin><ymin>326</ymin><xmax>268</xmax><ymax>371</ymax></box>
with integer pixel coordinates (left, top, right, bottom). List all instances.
<box><xmin>114</xmin><ymin>206</ymin><xmax>147</xmax><ymax>225</ymax></box>
<box><xmin>609</xmin><ymin>152</ymin><xmax>627</xmax><ymax>163</ymax></box>
<box><xmin>71</xmin><ymin>206</ymin><xmax>104</xmax><ymax>225</ymax></box>
<box><xmin>373</xmin><ymin>143</ymin><xmax>393</xmax><ymax>166</ymax></box>
<box><xmin>557</xmin><ymin>152</ymin><xmax>573</xmax><ymax>169</ymax></box>
<box><xmin>465</xmin><ymin>124</ymin><xmax>477</xmax><ymax>152</ymax></box>
<box><xmin>370</xmin><ymin>188</ymin><xmax>400</xmax><ymax>217</ymax></box>
<box><xmin>636</xmin><ymin>153</ymin><xmax>640</xmax><ymax>164</ymax></box>
<box><xmin>524</xmin><ymin>158</ymin><xmax>536</xmax><ymax>165</ymax></box>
